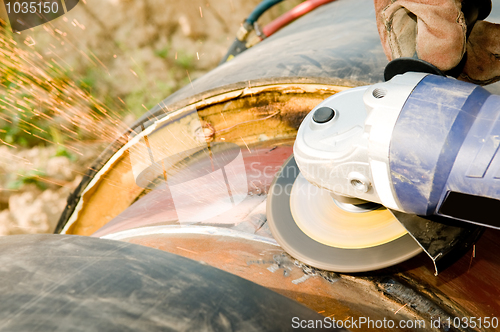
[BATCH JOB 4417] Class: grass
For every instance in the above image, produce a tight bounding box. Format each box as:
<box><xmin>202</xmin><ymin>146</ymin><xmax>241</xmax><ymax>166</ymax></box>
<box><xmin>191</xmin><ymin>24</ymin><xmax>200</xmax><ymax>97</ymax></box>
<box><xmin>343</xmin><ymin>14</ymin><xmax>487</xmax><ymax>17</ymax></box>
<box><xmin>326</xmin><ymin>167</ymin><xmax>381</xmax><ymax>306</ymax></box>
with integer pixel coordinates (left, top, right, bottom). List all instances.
<box><xmin>0</xmin><ymin>17</ymin><xmax>206</xmax><ymax>152</ymax></box>
<box><xmin>154</xmin><ymin>47</ymin><xmax>169</xmax><ymax>59</ymax></box>
<box><xmin>8</xmin><ymin>169</ymin><xmax>47</xmax><ymax>190</ymax></box>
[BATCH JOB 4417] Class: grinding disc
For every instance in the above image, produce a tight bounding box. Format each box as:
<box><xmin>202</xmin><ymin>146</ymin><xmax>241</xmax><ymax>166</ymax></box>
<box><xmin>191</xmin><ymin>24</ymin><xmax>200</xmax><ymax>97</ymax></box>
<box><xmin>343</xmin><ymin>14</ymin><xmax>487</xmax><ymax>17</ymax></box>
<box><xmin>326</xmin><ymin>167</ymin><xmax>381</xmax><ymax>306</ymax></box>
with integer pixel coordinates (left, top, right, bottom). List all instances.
<box><xmin>290</xmin><ymin>173</ymin><xmax>407</xmax><ymax>249</ymax></box>
<box><xmin>267</xmin><ymin>155</ymin><xmax>422</xmax><ymax>273</ymax></box>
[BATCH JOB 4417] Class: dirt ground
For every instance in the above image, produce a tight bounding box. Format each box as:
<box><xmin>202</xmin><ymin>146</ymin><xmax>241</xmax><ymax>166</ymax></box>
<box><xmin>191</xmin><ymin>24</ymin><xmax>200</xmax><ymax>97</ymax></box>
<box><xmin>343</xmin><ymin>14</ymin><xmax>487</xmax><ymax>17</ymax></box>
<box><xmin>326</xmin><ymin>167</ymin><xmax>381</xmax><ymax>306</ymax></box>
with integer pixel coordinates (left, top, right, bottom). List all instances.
<box><xmin>0</xmin><ymin>0</ymin><xmax>302</xmax><ymax>235</ymax></box>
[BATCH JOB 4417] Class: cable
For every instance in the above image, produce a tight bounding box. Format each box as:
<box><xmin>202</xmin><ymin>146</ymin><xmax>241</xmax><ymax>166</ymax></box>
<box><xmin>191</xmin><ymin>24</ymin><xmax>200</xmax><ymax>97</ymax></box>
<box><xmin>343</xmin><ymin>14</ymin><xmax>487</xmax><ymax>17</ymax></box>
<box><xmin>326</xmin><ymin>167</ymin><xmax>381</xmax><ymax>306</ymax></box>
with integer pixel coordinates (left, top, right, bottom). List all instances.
<box><xmin>263</xmin><ymin>0</ymin><xmax>336</xmax><ymax>37</ymax></box>
<box><xmin>243</xmin><ymin>0</ymin><xmax>336</xmax><ymax>50</ymax></box>
<box><xmin>246</xmin><ymin>0</ymin><xmax>285</xmax><ymax>25</ymax></box>
<box><xmin>220</xmin><ymin>0</ymin><xmax>286</xmax><ymax>64</ymax></box>
<box><xmin>220</xmin><ymin>0</ymin><xmax>336</xmax><ymax>64</ymax></box>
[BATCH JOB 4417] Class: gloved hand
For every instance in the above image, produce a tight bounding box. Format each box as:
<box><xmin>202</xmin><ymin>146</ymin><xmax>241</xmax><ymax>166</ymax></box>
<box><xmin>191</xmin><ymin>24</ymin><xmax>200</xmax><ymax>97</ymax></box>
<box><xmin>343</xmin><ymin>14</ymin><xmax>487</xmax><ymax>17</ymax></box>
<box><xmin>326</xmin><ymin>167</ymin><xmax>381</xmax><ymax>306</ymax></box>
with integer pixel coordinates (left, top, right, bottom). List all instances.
<box><xmin>375</xmin><ymin>0</ymin><xmax>500</xmax><ymax>85</ymax></box>
<box><xmin>462</xmin><ymin>20</ymin><xmax>500</xmax><ymax>85</ymax></box>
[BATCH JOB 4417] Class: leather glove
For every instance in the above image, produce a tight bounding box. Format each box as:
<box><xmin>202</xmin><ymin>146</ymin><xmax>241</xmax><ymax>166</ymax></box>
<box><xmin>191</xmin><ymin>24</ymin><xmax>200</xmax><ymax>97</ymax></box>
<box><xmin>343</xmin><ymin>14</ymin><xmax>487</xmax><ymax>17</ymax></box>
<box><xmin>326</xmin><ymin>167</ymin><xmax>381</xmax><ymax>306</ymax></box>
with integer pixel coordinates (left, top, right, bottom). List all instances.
<box><xmin>461</xmin><ymin>20</ymin><xmax>500</xmax><ymax>85</ymax></box>
<box><xmin>375</xmin><ymin>0</ymin><xmax>500</xmax><ymax>85</ymax></box>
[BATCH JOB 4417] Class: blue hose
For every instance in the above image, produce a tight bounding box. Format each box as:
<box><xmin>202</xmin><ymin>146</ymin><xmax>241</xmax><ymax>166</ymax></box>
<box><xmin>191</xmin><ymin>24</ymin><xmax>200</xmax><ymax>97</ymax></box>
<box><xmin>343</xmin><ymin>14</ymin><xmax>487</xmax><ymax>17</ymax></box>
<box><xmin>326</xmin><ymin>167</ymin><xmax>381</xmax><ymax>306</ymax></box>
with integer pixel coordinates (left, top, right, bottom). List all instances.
<box><xmin>245</xmin><ymin>0</ymin><xmax>285</xmax><ymax>25</ymax></box>
<box><xmin>219</xmin><ymin>0</ymin><xmax>286</xmax><ymax>64</ymax></box>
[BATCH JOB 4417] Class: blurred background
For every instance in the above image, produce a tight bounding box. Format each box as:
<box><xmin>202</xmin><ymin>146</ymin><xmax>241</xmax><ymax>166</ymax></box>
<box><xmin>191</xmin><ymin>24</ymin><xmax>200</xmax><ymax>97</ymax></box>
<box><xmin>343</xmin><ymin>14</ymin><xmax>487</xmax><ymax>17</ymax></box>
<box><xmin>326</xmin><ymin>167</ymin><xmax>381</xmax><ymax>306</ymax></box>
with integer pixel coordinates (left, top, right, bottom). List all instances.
<box><xmin>0</xmin><ymin>0</ymin><xmax>302</xmax><ymax>235</ymax></box>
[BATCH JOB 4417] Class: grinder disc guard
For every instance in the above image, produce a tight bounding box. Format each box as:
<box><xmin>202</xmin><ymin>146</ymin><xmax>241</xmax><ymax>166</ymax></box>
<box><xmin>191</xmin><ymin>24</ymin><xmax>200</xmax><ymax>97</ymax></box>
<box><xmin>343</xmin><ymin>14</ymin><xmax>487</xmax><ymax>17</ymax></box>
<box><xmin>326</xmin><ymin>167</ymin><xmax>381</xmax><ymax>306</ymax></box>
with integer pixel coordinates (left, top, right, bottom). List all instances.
<box><xmin>267</xmin><ymin>156</ymin><xmax>422</xmax><ymax>272</ymax></box>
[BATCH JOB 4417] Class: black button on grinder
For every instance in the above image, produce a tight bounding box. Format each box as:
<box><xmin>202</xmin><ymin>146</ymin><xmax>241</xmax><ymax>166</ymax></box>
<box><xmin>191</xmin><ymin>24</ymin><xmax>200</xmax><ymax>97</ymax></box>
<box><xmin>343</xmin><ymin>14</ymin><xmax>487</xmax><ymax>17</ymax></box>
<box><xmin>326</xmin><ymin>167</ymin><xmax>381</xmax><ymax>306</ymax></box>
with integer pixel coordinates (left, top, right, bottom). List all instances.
<box><xmin>313</xmin><ymin>107</ymin><xmax>335</xmax><ymax>123</ymax></box>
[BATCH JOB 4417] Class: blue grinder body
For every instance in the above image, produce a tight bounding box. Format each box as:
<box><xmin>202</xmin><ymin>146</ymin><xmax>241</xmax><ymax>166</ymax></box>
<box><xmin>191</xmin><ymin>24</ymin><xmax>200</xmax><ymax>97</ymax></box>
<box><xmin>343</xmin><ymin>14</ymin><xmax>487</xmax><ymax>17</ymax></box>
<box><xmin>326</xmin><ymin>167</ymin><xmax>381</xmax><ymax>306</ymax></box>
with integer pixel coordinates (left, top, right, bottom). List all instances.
<box><xmin>390</xmin><ymin>75</ymin><xmax>500</xmax><ymax>228</ymax></box>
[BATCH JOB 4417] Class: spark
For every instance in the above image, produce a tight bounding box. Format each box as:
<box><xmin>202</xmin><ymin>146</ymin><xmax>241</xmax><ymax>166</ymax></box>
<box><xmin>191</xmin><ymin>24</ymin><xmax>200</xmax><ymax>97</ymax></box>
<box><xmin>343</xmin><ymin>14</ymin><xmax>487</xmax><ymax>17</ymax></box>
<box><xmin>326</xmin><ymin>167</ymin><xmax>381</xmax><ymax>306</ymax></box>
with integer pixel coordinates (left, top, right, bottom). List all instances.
<box><xmin>141</xmin><ymin>126</ymin><xmax>155</xmax><ymax>164</ymax></box>
<box><xmin>89</xmin><ymin>50</ymin><xmax>108</xmax><ymax>72</ymax></box>
<box><xmin>394</xmin><ymin>303</ymin><xmax>408</xmax><ymax>314</ymax></box>
<box><xmin>24</xmin><ymin>36</ymin><xmax>35</xmax><ymax>47</ymax></box>
<box><xmin>186</xmin><ymin>70</ymin><xmax>194</xmax><ymax>89</ymax></box>
<box><xmin>0</xmin><ymin>113</ymin><xmax>12</xmax><ymax>123</ymax></box>
<box><xmin>60</xmin><ymin>124</ymin><xmax>78</xmax><ymax>136</ymax></box>
<box><xmin>199</xmin><ymin>7</ymin><xmax>203</xmax><ymax>17</ymax></box>
<box><xmin>35</xmin><ymin>176</ymin><xmax>68</xmax><ymax>187</ymax></box>
<box><xmin>72</xmin><ymin>19</ymin><xmax>85</xmax><ymax>30</ymax></box>
<box><xmin>0</xmin><ymin>139</ymin><xmax>16</xmax><ymax>148</ymax></box>
<box><xmin>161</xmin><ymin>160</ymin><xmax>168</xmax><ymax>183</ymax></box>
<box><xmin>177</xmin><ymin>247</ymin><xmax>198</xmax><ymax>255</ymax></box>
<box><xmin>79</xmin><ymin>49</ymin><xmax>97</xmax><ymax>65</ymax></box>
<box><xmin>220</xmin><ymin>110</ymin><xmax>228</xmax><ymax>125</ymax></box>
<box><xmin>0</xmin><ymin>20</ymin><xmax>131</xmax><ymax>189</ymax></box>
<box><xmin>216</xmin><ymin>111</ymin><xmax>280</xmax><ymax>134</ymax></box>
<box><xmin>19</xmin><ymin>118</ymin><xmax>46</xmax><ymax>132</ymax></box>
<box><xmin>240</xmin><ymin>136</ymin><xmax>251</xmax><ymax>153</ymax></box>
<box><xmin>468</xmin><ymin>244</ymin><xmax>476</xmax><ymax>272</ymax></box>
<box><xmin>32</xmin><ymin>134</ymin><xmax>54</xmax><ymax>144</ymax></box>
<box><xmin>0</xmin><ymin>188</ymin><xmax>19</xmax><ymax>192</ymax></box>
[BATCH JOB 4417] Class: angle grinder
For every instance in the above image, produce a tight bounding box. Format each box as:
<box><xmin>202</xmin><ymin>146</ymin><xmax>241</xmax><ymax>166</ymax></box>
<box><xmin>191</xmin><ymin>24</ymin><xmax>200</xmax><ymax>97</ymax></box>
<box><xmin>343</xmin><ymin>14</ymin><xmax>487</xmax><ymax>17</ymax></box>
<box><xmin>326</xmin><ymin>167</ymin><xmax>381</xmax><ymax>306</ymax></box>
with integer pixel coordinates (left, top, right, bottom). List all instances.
<box><xmin>267</xmin><ymin>68</ymin><xmax>500</xmax><ymax>274</ymax></box>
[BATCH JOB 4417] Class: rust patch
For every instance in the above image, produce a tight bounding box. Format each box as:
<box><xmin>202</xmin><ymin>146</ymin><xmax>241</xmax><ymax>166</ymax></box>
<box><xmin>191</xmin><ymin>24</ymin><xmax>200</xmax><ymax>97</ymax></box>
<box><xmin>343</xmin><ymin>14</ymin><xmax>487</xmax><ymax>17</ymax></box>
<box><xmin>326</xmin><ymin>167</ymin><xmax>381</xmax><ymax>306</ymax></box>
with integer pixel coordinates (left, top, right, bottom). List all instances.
<box><xmin>66</xmin><ymin>150</ymin><xmax>142</xmax><ymax>235</ymax></box>
<box><xmin>64</xmin><ymin>84</ymin><xmax>344</xmax><ymax>236</ymax></box>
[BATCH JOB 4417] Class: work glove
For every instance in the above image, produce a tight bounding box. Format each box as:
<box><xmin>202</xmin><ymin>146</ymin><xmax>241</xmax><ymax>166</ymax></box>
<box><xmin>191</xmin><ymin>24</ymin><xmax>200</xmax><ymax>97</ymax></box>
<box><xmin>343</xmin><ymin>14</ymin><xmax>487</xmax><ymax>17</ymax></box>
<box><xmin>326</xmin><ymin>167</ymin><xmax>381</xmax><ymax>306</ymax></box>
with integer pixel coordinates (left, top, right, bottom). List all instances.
<box><xmin>375</xmin><ymin>0</ymin><xmax>500</xmax><ymax>85</ymax></box>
